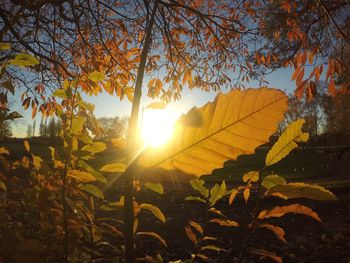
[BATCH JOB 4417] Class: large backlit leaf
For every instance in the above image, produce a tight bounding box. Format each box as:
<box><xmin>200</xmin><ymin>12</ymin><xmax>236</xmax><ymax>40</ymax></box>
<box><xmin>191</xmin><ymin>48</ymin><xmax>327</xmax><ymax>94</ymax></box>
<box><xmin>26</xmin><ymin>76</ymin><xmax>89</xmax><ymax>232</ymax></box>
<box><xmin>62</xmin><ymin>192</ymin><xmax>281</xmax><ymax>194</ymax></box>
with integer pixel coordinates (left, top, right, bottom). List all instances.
<box><xmin>266</xmin><ymin>119</ymin><xmax>308</xmax><ymax>166</ymax></box>
<box><xmin>266</xmin><ymin>182</ymin><xmax>336</xmax><ymax>201</ymax></box>
<box><xmin>139</xmin><ymin>88</ymin><xmax>288</xmax><ymax>177</ymax></box>
<box><xmin>258</xmin><ymin>204</ymin><xmax>321</xmax><ymax>222</ymax></box>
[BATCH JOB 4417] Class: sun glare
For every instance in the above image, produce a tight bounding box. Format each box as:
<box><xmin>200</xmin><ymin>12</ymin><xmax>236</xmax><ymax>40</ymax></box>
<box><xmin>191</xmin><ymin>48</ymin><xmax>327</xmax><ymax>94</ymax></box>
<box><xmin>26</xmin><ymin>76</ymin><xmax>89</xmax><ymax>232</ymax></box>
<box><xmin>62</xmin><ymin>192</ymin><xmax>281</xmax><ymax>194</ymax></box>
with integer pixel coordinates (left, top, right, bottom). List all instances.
<box><xmin>141</xmin><ymin>108</ymin><xmax>177</xmax><ymax>147</ymax></box>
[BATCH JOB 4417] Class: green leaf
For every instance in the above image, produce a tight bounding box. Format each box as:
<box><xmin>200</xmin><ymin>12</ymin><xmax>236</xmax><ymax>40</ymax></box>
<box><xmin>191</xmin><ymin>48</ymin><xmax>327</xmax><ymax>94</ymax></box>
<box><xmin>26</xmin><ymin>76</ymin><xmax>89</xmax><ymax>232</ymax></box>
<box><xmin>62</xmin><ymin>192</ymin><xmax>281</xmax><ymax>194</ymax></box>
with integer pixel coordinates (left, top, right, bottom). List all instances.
<box><xmin>185</xmin><ymin>196</ymin><xmax>206</xmax><ymax>204</ymax></box>
<box><xmin>242</xmin><ymin>171</ymin><xmax>259</xmax><ymax>183</ymax></box>
<box><xmin>1</xmin><ymin>80</ymin><xmax>15</xmax><ymax>95</ymax></box>
<box><xmin>10</xmin><ymin>53</ymin><xmax>39</xmax><ymax>67</ymax></box>
<box><xmin>67</xmin><ymin>169</ymin><xmax>96</xmax><ymax>182</ymax></box>
<box><xmin>100</xmin><ymin>163</ymin><xmax>126</xmax><ymax>173</ymax></box>
<box><xmin>81</xmin><ymin>142</ymin><xmax>106</xmax><ymax>154</ymax></box>
<box><xmin>266</xmin><ymin>119</ymin><xmax>309</xmax><ymax>166</ymax></box>
<box><xmin>78</xmin><ymin>184</ymin><xmax>104</xmax><ymax>199</ymax></box>
<box><xmin>145</xmin><ymin>182</ymin><xmax>164</xmax><ymax>194</ymax></box>
<box><xmin>140</xmin><ymin>203</ymin><xmax>166</xmax><ymax>223</ymax></box>
<box><xmin>190</xmin><ymin>179</ymin><xmax>209</xmax><ymax>198</ymax></box>
<box><xmin>266</xmin><ymin>182</ymin><xmax>337</xmax><ymax>201</ymax></box>
<box><xmin>261</xmin><ymin>174</ymin><xmax>286</xmax><ymax>190</ymax></box>
<box><xmin>0</xmin><ymin>42</ymin><xmax>11</xmax><ymax>50</ymax></box>
<box><xmin>100</xmin><ymin>197</ymin><xmax>124</xmax><ymax>210</ymax></box>
<box><xmin>136</xmin><ymin>232</ymin><xmax>167</xmax><ymax>247</ymax></box>
<box><xmin>209</xmin><ymin>180</ymin><xmax>226</xmax><ymax>207</ymax></box>
<box><xmin>71</xmin><ymin>116</ymin><xmax>85</xmax><ymax>135</ymax></box>
<box><xmin>78</xmin><ymin>160</ymin><xmax>106</xmax><ymax>183</ymax></box>
<box><xmin>52</xmin><ymin>89</ymin><xmax>67</xmax><ymax>99</ymax></box>
<box><xmin>88</xmin><ymin>71</ymin><xmax>105</xmax><ymax>82</ymax></box>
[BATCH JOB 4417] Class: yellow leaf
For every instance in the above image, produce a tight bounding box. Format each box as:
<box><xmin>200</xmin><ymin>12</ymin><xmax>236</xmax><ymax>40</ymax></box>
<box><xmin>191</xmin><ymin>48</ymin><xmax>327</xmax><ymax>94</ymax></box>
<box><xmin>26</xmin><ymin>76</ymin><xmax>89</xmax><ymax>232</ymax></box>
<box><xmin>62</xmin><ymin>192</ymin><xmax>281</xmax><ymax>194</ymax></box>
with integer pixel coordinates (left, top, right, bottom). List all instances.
<box><xmin>24</xmin><ymin>140</ymin><xmax>30</xmax><ymax>152</ymax></box>
<box><xmin>210</xmin><ymin>218</ymin><xmax>239</xmax><ymax>227</ymax></box>
<box><xmin>243</xmin><ymin>187</ymin><xmax>250</xmax><ymax>203</ymax></box>
<box><xmin>10</xmin><ymin>53</ymin><xmax>39</xmax><ymax>67</ymax></box>
<box><xmin>145</xmin><ymin>182</ymin><xmax>164</xmax><ymax>194</ymax></box>
<box><xmin>136</xmin><ymin>232</ymin><xmax>167</xmax><ymax>247</ymax></box>
<box><xmin>266</xmin><ymin>119</ymin><xmax>308</xmax><ymax>166</ymax></box>
<box><xmin>140</xmin><ymin>203</ymin><xmax>166</xmax><ymax>223</ymax></box>
<box><xmin>242</xmin><ymin>171</ymin><xmax>259</xmax><ymax>183</ymax></box>
<box><xmin>88</xmin><ymin>71</ymin><xmax>105</xmax><ymax>82</ymax></box>
<box><xmin>0</xmin><ymin>147</ymin><xmax>10</xmax><ymax>155</ymax></box>
<box><xmin>261</xmin><ymin>174</ymin><xmax>286</xmax><ymax>190</ymax></box>
<box><xmin>111</xmin><ymin>138</ymin><xmax>127</xmax><ymax>149</ymax></box>
<box><xmin>100</xmin><ymin>163</ymin><xmax>126</xmax><ymax>173</ymax></box>
<box><xmin>67</xmin><ymin>169</ymin><xmax>96</xmax><ymax>182</ymax></box>
<box><xmin>82</xmin><ymin>142</ymin><xmax>106</xmax><ymax>154</ymax></box>
<box><xmin>258</xmin><ymin>223</ymin><xmax>286</xmax><ymax>243</ymax></box>
<box><xmin>0</xmin><ymin>42</ymin><xmax>10</xmax><ymax>50</ymax></box>
<box><xmin>258</xmin><ymin>204</ymin><xmax>321</xmax><ymax>222</ymax></box>
<box><xmin>146</xmin><ymin>102</ymin><xmax>167</xmax><ymax>109</ymax></box>
<box><xmin>139</xmin><ymin>88</ymin><xmax>288</xmax><ymax>177</ymax></box>
<box><xmin>266</xmin><ymin>182</ymin><xmax>336</xmax><ymax>201</ymax></box>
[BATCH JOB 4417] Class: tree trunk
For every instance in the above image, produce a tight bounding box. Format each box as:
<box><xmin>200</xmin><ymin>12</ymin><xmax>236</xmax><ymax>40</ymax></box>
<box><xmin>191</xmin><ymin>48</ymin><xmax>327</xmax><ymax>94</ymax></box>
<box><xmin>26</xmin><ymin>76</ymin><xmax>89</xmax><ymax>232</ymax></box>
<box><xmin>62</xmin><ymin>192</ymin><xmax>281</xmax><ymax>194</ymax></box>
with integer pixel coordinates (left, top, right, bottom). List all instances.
<box><xmin>124</xmin><ymin>2</ymin><xmax>158</xmax><ymax>262</ymax></box>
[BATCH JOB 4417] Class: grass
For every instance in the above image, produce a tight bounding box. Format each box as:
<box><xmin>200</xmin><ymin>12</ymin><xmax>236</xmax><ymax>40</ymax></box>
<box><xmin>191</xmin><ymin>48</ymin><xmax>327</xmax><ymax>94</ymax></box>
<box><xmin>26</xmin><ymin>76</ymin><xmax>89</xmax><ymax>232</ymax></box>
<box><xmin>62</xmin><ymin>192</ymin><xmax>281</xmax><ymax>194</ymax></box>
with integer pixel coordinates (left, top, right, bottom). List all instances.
<box><xmin>0</xmin><ymin>138</ymin><xmax>335</xmax><ymax>183</ymax></box>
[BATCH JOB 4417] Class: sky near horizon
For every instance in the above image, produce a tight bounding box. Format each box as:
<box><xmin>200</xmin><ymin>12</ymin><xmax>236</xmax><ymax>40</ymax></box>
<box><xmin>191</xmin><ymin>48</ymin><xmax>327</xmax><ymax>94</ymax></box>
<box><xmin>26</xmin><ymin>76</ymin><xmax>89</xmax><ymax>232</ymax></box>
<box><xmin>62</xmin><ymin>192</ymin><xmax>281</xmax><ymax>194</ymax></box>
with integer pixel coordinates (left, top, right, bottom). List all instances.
<box><xmin>10</xmin><ymin>67</ymin><xmax>295</xmax><ymax>138</ymax></box>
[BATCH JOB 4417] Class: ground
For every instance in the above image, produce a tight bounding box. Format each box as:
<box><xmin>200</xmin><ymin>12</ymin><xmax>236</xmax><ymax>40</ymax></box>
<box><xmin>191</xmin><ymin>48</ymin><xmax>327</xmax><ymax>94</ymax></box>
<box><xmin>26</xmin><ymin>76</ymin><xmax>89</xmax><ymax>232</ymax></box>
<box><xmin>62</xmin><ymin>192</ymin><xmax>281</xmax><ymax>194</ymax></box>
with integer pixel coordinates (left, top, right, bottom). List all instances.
<box><xmin>1</xmin><ymin>138</ymin><xmax>350</xmax><ymax>262</ymax></box>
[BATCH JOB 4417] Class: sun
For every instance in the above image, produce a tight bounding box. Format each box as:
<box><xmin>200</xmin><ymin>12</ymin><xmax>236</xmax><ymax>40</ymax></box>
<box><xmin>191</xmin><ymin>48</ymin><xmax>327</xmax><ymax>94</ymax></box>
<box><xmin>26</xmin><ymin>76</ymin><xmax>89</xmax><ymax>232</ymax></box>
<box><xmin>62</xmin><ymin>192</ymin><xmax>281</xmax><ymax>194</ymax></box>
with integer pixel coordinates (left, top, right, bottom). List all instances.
<box><xmin>141</xmin><ymin>108</ymin><xmax>177</xmax><ymax>147</ymax></box>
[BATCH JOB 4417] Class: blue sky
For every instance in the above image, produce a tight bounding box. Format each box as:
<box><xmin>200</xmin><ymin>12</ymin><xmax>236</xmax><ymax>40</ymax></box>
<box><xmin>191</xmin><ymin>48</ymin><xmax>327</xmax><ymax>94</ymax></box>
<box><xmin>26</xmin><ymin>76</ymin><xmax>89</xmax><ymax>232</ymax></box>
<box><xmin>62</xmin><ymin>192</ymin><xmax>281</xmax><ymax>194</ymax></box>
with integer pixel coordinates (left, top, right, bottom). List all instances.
<box><xmin>11</xmin><ymin>67</ymin><xmax>295</xmax><ymax>138</ymax></box>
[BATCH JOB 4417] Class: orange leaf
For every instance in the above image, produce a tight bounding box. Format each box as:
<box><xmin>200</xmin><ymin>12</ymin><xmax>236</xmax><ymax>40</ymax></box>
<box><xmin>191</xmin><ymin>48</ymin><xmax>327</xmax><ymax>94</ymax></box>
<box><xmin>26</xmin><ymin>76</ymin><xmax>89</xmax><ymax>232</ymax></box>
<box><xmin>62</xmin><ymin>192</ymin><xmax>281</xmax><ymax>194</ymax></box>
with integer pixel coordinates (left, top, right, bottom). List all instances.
<box><xmin>296</xmin><ymin>67</ymin><xmax>305</xmax><ymax>85</ymax></box>
<box><xmin>291</xmin><ymin>67</ymin><xmax>300</xmax><ymax>81</ymax></box>
<box><xmin>210</xmin><ymin>218</ymin><xmax>239</xmax><ymax>227</ymax></box>
<box><xmin>250</xmin><ymin>248</ymin><xmax>282</xmax><ymax>263</ymax></box>
<box><xmin>258</xmin><ymin>204</ymin><xmax>321</xmax><ymax>222</ymax></box>
<box><xmin>329</xmin><ymin>78</ymin><xmax>336</xmax><ymax>96</ymax></box>
<box><xmin>258</xmin><ymin>223</ymin><xmax>286</xmax><ymax>243</ymax></box>
<box><xmin>243</xmin><ymin>187</ymin><xmax>250</xmax><ymax>203</ymax></box>
<box><xmin>185</xmin><ymin>225</ymin><xmax>198</xmax><ymax>244</ymax></box>
<box><xmin>295</xmin><ymin>79</ymin><xmax>308</xmax><ymax>99</ymax></box>
<box><xmin>229</xmin><ymin>189</ymin><xmax>238</xmax><ymax>205</ymax></box>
